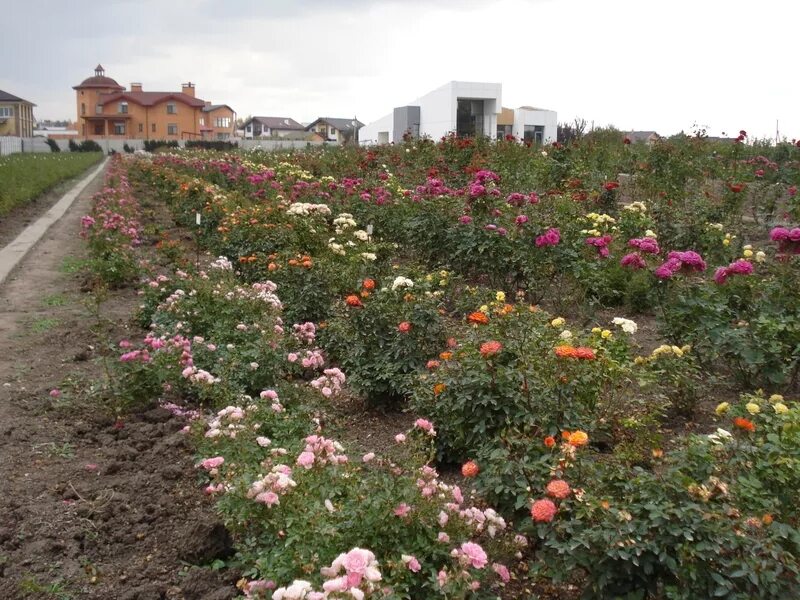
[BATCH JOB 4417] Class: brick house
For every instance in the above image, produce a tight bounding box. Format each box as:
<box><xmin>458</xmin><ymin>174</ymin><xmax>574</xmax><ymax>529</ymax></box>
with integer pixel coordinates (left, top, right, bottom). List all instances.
<box><xmin>0</xmin><ymin>89</ymin><xmax>36</xmax><ymax>138</ymax></box>
<box><xmin>73</xmin><ymin>65</ymin><xmax>235</xmax><ymax>140</ymax></box>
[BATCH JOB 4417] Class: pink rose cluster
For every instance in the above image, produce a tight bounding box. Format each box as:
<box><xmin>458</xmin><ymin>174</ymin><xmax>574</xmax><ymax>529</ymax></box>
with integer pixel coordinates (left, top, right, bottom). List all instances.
<box><xmin>205</xmin><ymin>405</ymin><xmax>247</xmax><ymax>439</ymax></box>
<box><xmin>535</xmin><ymin>227</ymin><xmax>561</xmax><ymax>248</ymax></box>
<box><xmin>585</xmin><ymin>234</ymin><xmax>613</xmax><ymax>258</ymax></box>
<box><xmin>247</xmin><ymin>464</ymin><xmax>297</xmax><ymax>507</ymax></box>
<box><xmin>292</xmin><ymin>322</ymin><xmax>317</xmax><ymax>345</ymax></box>
<box><xmin>714</xmin><ymin>259</ymin><xmax>754</xmax><ymax>284</ymax></box>
<box><xmin>310</xmin><ymin>368</ymin><xmax>346</xmax><ymax>398</ymax></box>
<box><xmin>295</xmin><ymin>435</ymin><xmax>348</xmax><ymax>469</ymax></box>
<box><xmin>654</xmin><ymin>250</ymin><xmax>706</xmax><ymax>279</ymax></box>
<box><xmin>413</xmin><ymin>418</ymin><xmax>436</xmax><ymax>436</ymax></box>
<box><xmin>319</xmin><ymin>547</ymin><xmax>382</xmax><ymax>597</ymax></box>
<box><xmin>770</xmin><ymin>226</ymin><xmax>800</xmax><ymax>254</ymax></box>
<box><xmin>621</xmin><ymin>236</ymin><xmax>660</xmax><ymax>270</ymax></box>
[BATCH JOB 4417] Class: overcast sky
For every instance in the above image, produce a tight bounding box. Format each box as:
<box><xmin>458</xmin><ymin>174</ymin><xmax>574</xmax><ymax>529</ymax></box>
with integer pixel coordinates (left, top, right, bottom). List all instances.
<box><xmin>2</xmin><ymin>0</ymin><xmax>797</xmax><ymax>140</ymax></box>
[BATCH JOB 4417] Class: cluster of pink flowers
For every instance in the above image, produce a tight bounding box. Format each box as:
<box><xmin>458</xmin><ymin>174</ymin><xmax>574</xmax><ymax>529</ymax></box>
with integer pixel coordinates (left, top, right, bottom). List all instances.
<box><xmin>319</xmin><ymin>547</ymin><xmax>383</xmax><ymax>597</ymax></box>
<box><xmin>292</xmin><ymin>322</ymin><xmax>317</xmax><ymax>345</ymax></box>
<box><xmin>247</xmin><ymin>464</ymin><xmax>297</xmax><ymax>507</ymax></box>
<box><xmin>585</xmin><ymin>234</ymin><xmax>613</xmax><ymax>258</ymax></box>
<box><xmin>310</xmin><ymin>368</ymin><xmax>347</xmax><ymax>398</ymax></box>
<box><xmin>288</xmin><ymin>349</ymin><xmax>325</xmax><ymax>370</ymax></box>
<box><xmin>259</xmin><ymin>389</ymin><xmax>284</xmax><ymax>412</ymax></box>
<box><xmin>654</xmin><ymin>250</ymin><xmax>707</xmax><ymax>279</ymax></box>
<box><xmin>629</xmin><ymin>236</ymin><xmax>660</xmax><ymax>254</ymax></box>
<box><xmin>770</xmin><ymin>226</ymin><xmax>800</xmax><ymax>254</ymax></box>
<box><xmin>296</xmin><ymin>435</ymin><xmax>348</xmax><ymax>469</ymax></box>
<box><xmin>621</xmin><ymin>237</ymin><xmax>661</xmax><ymax>269</ymax></box>
<box><xmin>714</xmin><ymin>259</ymin><xmax>755</xmax><ymax>284</ymax></box>
<box><xmin>458</xmin><ymin>506</ymin><xmax>507</xmax><ymax>538</ymax></box>
<box><xmin>483</xmin><ymin>223</ymin><xmax>508</xmax><ymax>236</ymax></box>
<box><xmin>205</xmin><ymin>405</ymin><xmax>247</xmax><ymax>438</ymax></box>
<box><xmin>414</xmin><ymin>418</ymin><xmax>436</xmax><ymax>436</ymax></box>
<box><xmin>535</xmin><ymin>227</ymin><xmax>561</xmax><ymax>248</ymax></box>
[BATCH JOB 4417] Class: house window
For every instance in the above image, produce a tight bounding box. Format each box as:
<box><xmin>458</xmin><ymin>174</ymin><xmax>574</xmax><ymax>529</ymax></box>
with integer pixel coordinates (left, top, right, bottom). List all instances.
<box><xmin>151</xmin><ymin>123</ymin><xmax>156</xmax><ymax>133</ymax></box>
<box><xmin>167</xmin><ymin>123</ymin><xmax>178</xmax><ymax>135</ymax></box>
<box><xmin>214</xmin><ymin>117</ymin><xmax>230</xmax><ymax>128</ymax></box>
<box><xmin>167</xmin><ymin>103</ymin><xmax>176</xmax><ymax>114</ymax></box>
<box><xmin>0</xmin><ymin>107</ymin><xmax>13</xmax><ymax>118</ymax></box>
<box><xmin>199</xmin><ymin>117</ymin><xmax>205</xmax><ymax>126</ymax></box>
<box><xmin>96</xmin><ymin>104</ymin><xmax>103</xmax><ymax>114</ymax></box>
<box><xmin>94</xmin><ymin>122</ymin><xmax>104</xmax><ymax>135</ymax></box>
<box><xmin>81</xmin><ymin>103</ymin><xmax>86</xmax><ymax>115</ymax></box>
<box><xmin>114</xmin><ymin>122</ymin><xmax>126</xmax><ymax>135</ymax></box>
<box><xmin>523</xmin><ymin>125</ymin><xmax>545</xmax><ymax>145</ymax></box>
<box><xmin>138</xmin><ymin>123</ymin><xmax>143</xmax><ymax>133</ymax></box>
<box><xmin>456</xmin><ymin>99</ymin><xmax>485</xmax><ymax>137</ymax></box>
<box><xmin>246</xmin><ymin>125</ymin><xmax>252</xmax><ymax>132</ymax></box>
<box><xmin>118</xmin><ymin>102</ymin><xmax>128</xmax><ymax>114</ymax></box>
<box><xmin>330</xmin><ymin>127</ymin><xmax>336</xmax><ymax>136</ymax></box>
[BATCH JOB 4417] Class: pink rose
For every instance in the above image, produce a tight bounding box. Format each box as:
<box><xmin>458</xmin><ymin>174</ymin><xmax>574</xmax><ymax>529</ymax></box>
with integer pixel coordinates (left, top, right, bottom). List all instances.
<box><xmin>296</xmin><ymin>451</ymin><xmax>315</xmax><ymax>468</ymax></box>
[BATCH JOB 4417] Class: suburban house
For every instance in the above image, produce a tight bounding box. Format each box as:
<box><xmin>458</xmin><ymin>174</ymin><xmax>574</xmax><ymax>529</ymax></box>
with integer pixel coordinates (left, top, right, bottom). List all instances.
<box><xmin>359</xmin><ymin>81</ymin><xmax>556</xmax><ymax>145</ymax></box>
<box><xmin>0</xmin><ymin>89</ymin><xmax>36</xmax><ymax>138</ymax></box>
<box><xmin>202</xmin><ymin>104</ymin><xmax>236</xmax><ymax>140</ymax></box>
<box><xmin>305</xmin><ymin>117</ymin><xmax>364</xmax><ymax>143</ymax></box>
<box><xmin>73</xmin><ymin>65</ymin><xmax>235</xmax><ymax>140</ymax></box>
<box><xmin>242</xmin><ymin>116</ymin><xmax>305</xmax><ymax>138</ymax></box>
<box><xmin>624</xmin><ymin>131</ymin><xmax>661</xmax><ymax>144</ymax></box>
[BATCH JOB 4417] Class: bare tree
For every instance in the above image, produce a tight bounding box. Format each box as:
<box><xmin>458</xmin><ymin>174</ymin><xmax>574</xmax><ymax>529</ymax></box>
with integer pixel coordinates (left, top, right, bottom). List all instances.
<box><xmin>557</xmin><ymin>118</ymin><xmax>588</xmax><ymax>144</ymax></box>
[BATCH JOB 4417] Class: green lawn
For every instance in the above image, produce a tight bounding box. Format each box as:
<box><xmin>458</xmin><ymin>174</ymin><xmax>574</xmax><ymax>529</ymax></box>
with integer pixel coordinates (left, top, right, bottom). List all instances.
<box><xmin>0</xmin><ymin>152</ymin><xmax>103</xmax><ymax>216</ymax></box>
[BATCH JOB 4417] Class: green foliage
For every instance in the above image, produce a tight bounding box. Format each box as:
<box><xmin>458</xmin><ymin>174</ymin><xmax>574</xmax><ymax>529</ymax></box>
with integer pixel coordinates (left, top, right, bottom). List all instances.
<box><xmin>0</xmin><ymin>152</ymin><xmax>101</xmax><ymax>216</ymax></box>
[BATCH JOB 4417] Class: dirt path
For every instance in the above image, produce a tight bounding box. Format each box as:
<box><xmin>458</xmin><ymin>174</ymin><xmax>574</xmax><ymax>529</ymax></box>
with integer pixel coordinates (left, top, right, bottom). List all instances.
<box><xmin>0</xmin><ymin>165</ymin><xmax>238</xmax><ymax>600</ymax></box>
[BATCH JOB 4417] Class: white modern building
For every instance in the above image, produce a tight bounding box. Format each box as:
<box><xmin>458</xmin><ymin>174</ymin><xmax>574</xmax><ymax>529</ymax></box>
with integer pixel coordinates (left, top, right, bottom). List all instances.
<box><xmin>359</xmin><ymin>81</ymin><xmax>556</xmax><ymax>145</ymax></box>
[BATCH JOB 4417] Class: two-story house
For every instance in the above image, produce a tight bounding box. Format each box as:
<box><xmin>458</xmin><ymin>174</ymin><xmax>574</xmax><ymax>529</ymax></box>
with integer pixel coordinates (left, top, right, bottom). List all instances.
<box><xmin>305</xmin><ymin>117</ymin><xmax>364</xmax><ymax>143</ymax></box>
<box><xmin>73</xmin><ymin>65</ymin><xmax>235</xmax><ymax>140</ymax></box>
<box><xmin>242</xmin><ymin>116</ymin><xmax>305</xmax><ymax>138</ymax></box>
<box><xmin>0</xmin><ymin>90</ymin><xmax>36</xmax><ymax>138</ymax></box>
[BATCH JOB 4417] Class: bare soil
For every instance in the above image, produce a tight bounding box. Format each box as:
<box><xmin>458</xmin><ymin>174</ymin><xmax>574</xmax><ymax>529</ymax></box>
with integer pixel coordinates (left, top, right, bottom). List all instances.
<box><xmin>0</xmin><ymin>166</ymin><xmax>238</xmax><ymax>600</ymax></box>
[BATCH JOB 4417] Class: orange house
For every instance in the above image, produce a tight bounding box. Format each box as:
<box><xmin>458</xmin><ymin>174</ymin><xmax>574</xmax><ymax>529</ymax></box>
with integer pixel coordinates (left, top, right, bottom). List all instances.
<box><xmin>73</xmin><ymin>65</ymin><xmax>235</xmax><ymax>140</ymax></box>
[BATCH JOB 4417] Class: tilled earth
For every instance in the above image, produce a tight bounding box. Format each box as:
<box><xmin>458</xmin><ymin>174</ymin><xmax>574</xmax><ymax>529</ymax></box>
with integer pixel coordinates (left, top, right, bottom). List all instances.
<box><xmin>0</xmin><ymin>167</ymin><xmax>239</xmax><ymax>600</ymax></box>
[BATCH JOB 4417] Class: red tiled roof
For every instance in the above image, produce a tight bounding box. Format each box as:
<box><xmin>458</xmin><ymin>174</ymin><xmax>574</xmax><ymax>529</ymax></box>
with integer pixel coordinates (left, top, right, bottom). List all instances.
<box><xmin>73</xmin><ymin>76</ymin><xmax>125</xmax><ymax>90</ymax></box>
<box><xmin>98</xmin><ymin>91</ymin><xmax>206</xmax><ymax>107</ymax></box>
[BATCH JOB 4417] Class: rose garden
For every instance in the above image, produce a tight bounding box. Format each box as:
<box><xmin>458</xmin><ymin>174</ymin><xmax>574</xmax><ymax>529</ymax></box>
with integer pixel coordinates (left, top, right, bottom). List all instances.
<box><xmin>70</xmin><ymin>132</ymin><xmax>800</xmax><ymax>599</ymax></box>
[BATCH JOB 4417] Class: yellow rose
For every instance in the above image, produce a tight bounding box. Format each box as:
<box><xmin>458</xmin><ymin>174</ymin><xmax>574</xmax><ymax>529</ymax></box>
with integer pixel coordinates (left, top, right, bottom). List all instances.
<box><xmin>743</xmin><ymin>249</ymin><xmax>753</xmax><ymax>258</ymax></box>
<box><xmin>479</xmin><ymin>305</ymin><xmax>489</xmax><ymax>314</ymax></box>
<box><xmin>591</xmin><ymin>327</ymin><xmax>602</xmax><ymax>334</ymax></box>
<box><xmin>439</xmin><ymin>280</ymin><xmax>447</xmax><ymax>287</ymax></box>
<box><xmin>722</xmin><ymin>238</ymin><xmax>731</xmax><ymax>247</ymax></box>
<box><xmin>755</xmin><ymin>251</ymin><xmax>766</xmax><ymax>263</ymax></box>
<box><xmin>768</xmin><ymin>394</ymin><xmax>784</xmax><ymax>404</ymax></box>
<box><xmin>495</xmin><ymin>291</ymin><xmax>506</xmax><ymax>302</ymax></box>
<box><xmin>773</xmin><ymin>403</ymin><xmax>789</xmax><ymax>415</ymax></box>
<box><xmin>715</xmin><ymin>402</ymin><xmax>730</xmax><ymax>415</ymax></box>
<box><xmin>601</xmin><ymin>329</ymin><xmax>613</xmax><ymax>339</ymax></box>
<box><xmin>745</xmin><ymin>402</ymin><xmax>760</xmax><ymax>415</ymax></box>
<box><xmin>634</xmin><ymin>356</ymin><xmax>646</xmax><ymax>365</ymax></box>
<box><xmin>551</xmin><ymin>317</ymin><xmax>565</xmax><ymax>327</ymax></box>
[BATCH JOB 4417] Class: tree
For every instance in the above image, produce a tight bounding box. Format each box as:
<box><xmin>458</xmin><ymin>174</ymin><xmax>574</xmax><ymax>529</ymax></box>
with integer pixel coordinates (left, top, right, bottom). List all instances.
<box><xmin>557</xmin><ymin>118</ymin><xmax>588</xmax><ymax>144</ymax></box>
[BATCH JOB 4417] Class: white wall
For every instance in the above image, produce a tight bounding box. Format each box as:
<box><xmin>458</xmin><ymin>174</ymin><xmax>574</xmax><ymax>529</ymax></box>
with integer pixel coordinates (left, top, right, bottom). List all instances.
<box><xmin>512</xmin><ymin>108</ymin><xmax>558</xmax><ymax>144</ymax></box>
<box><xmin>359</xmin><ymin>111</ymin><xmax>394</xmax><ymax>145</ymax></box>
<box><xmin>360</xmin><ymin>81</ymin><xmax>502</xmax><ymax>145</ymax></box>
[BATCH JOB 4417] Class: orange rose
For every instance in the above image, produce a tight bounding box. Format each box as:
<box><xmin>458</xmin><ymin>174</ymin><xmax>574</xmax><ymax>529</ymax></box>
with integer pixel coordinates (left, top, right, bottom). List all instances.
<box><xmin>461</xmin><ymin>460</ymin><xmax>479</xmax><ymax>478</ymax></box>
<box><xmin>568</xmin><ymin>431</ymin><xmax>589</xmax><ymax>447</ymax></box>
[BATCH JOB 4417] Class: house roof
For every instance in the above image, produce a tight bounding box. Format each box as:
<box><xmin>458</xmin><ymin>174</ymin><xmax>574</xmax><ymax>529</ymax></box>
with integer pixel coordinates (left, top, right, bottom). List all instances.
<box><xmin>625</xmin><ymin>131</ymin><xmax>660</xmax><ymax>142</ymax></box>
<box><xmin>307</xmin><ymin>117</ymin><xmax>364</xmax><ymax>132</ymax></box>
<box><xmin>246</xmin><ymin>116</ymin><xmax>305</xmax><ymax>130</ymax></box>
<box><xmin>0</xmin><ymin>89</ymin><xmax>36</xmax><ymax>105</ymax></box>
<box><xmin>202</xmin><ymin>104</ymin><xmax>235</xmax><ymax>113</ymax></box>
<box><xmin>98</xmin><ymin>91</ymin><xmax>206</xmax><ymax>108</ymax></box>
<box><xmin>73</xmin><ymin>76</ymin><xmax>125</xmax><ymax>90</ymax></box>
